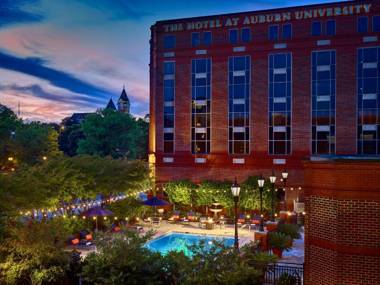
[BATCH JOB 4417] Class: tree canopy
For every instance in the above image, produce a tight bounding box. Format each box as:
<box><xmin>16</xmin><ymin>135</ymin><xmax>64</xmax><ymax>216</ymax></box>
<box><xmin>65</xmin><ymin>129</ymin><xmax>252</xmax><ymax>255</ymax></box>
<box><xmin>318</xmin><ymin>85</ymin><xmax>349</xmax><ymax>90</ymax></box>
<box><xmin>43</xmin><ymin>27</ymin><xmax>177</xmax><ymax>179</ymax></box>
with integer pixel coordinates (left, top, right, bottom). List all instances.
<box><xmin>76</xmin><ymin>110</ymin><xmax>148</xmax><ymax>159</ymax></box>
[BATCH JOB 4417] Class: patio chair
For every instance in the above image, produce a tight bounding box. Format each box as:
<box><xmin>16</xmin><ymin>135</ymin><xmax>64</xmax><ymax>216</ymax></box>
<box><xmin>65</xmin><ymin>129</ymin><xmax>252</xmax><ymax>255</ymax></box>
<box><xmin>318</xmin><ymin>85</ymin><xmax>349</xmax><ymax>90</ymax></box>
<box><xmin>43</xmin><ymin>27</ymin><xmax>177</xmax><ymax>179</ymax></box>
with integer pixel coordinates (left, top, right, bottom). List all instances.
<box><xmin>198</xmin><ymin>216</ymin><xmax>208</xmax><ymax>228</ymax></box>
<box><xmin>187</xmin><ymin>211</ymin><xmax>198</xmax><ymax>222</ymax></box>
<box><xmin>168</xmin><ymin>211</ymin><xmax>180</xmax><ymax>223</ymax></box>
<box><xmin>152</xmin><ymin>217</ymin><xmax>161</xmax><ymax>226</ymax></box>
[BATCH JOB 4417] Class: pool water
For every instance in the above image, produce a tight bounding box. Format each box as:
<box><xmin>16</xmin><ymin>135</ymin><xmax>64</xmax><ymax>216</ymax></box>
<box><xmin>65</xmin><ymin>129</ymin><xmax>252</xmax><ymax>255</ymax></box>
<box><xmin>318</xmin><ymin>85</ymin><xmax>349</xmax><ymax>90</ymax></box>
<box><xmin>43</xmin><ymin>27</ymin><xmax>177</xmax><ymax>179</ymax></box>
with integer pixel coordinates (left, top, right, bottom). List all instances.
<box><xmin>145</xmin><ymin>232</ymin><xmax>234</xmax><ymax>256</ymax></box>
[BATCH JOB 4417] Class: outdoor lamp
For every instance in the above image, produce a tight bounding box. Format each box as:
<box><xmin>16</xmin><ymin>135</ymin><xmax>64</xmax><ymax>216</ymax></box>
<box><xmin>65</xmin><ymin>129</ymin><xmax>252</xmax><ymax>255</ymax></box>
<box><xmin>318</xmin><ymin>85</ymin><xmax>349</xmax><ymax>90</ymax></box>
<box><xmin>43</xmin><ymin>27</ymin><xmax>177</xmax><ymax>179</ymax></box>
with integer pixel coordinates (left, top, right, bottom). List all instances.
<box><xmin>231</xmin><ymin>177</ymin><xmax>241</xmax><ymax>197</ymax></box>
<box><xmin>258</xmin><ymin>176</ymin><xmax>265</xmax><ymax>188</ymax></box>
<box><xmin>281</xmin><ymin>169</ymin><xmax>289</xmax><ymax>181</ymax></box>
<box><xmin>231</xmin><ymin>177</ymin><xmax>240</xmax><ymax>251</ymax></box>
<box><xmin>269</xmin><ymin>170</ymin><xmax>276</xmax><ymax>222</ymax></box>
<box><xmin>258</xmin><ymin>175</ymin><xmax>265</xmax><ymax>231</ymax></box>
<box><xmin>269</xmin><ymin>171</ymin><xmax>277</xmax><ymax>184</ymax></box>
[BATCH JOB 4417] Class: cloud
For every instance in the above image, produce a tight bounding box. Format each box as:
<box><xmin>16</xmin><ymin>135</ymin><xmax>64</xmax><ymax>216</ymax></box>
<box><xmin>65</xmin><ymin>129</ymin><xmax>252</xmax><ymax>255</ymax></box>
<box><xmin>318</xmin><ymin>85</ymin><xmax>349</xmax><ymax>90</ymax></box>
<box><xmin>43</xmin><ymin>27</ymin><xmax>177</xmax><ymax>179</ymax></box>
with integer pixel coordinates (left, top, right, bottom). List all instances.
<box><xmin>0</xmin><ymin>0</ymin><xmax>44</xmax><ymax>28</ymax></box>
<box><xmin>0</xmin><ymin>50</ymin><xmax>112</xmax><ymax>99</ymax></box>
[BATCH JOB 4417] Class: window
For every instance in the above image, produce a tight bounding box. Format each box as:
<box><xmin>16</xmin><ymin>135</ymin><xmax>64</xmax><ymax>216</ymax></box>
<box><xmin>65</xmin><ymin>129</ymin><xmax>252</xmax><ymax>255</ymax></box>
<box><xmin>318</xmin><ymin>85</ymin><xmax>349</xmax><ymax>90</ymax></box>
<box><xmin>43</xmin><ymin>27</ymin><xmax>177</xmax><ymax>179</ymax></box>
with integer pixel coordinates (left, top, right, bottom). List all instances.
<box><xmin>373</xmin><ymin>16</ymin><xmax>380</xmax><ymax>32</ymax></box>
<box><xmin>269</xmin><ymin>53</ymin><xmax>292</xmax><ymax>155</ymax></box>
<box><xmin>191</xmin><ymin>32</ymin><xmax>200</xmax><ymax>47</ymax></box>
<box><xmin>241</xmin><ymin>28</ymin><xmax>251</xmax><ymax>43</ymax></box>
<box><xmin>269</xmin><ymin>25</ymin><xmax>279</xmax><ymax>41</ymax></box>
<box><xmin>282</xmin><ymin>24</ymin><xmax>292</xmax><ymax>40</ymax></box>
<box><xmin>312</xmin><ymin>50</ymin><xmax>336</xmax><ymax>155</ymax></box>
<box><xmin>203</xmin><ymin>31</ymin><xmax>212</xmax><ymax>46</ymax></box>
<box><xmin>358</xmin><ymin>16</ymin><xmax>368</xmax><ymax>33</ymax></box>
<box><xmin>229</xmin><ymin>29</ymin><xmax>238</xmax><ymax>44</ymax></box>
<box><xmin>163</xmin><ymin>61</ymin><xmax>175</xmax><ymax>153</ymax></box>
<box><xmin>229</xmin><ymin>56</ymin><xmax>250</xmax><ymax>154</ymax></box>
<box><xmin>163</xmin><ymin>35</ymin><xmax>176</xmax><ymax>49</ymax></box>
<box><xmin>357</xmin><ymin>47</ymin><xmax>380</xmax><ymax>154</ymax></box>
<box><xmin>312</xmin><ymin>21</ymin><xmax>322</xmax><ymax>36</ymax></box>
<box><xmin>326</xmin><ymin>20</ymin><xmax>336</xmax><ymax>36</ymax></box>
<box><xmin>191</xmin><ymin>58</ymin><xmax>211</xmax><ymax>154</ymax></box>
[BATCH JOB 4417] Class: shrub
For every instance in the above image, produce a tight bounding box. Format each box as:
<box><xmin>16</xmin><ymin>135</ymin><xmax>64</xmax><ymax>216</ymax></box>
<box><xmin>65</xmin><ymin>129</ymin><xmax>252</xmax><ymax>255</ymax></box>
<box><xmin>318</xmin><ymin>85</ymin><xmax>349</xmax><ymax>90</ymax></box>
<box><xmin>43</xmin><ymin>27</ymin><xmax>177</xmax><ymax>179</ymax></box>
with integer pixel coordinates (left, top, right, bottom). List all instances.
<box><xmin>268</xmin><ymin>232</ymin><xmax>292</xmax><ymax>251</ymax></box>
<box><xmin>277</xmin><ymin>223</ymin><xmax>301</xmax><ymax>240</ymax></box>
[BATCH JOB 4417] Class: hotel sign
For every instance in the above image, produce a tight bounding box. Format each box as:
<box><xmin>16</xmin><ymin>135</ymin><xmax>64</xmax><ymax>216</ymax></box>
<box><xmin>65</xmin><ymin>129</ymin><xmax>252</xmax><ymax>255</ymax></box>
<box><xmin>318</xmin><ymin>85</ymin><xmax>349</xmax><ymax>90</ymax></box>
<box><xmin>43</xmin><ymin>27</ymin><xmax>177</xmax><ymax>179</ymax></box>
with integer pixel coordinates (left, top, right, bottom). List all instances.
<box><xmin>163</xmin><ymin>3</ymin><xmax>372</xmax><ymax>32</ymax></box>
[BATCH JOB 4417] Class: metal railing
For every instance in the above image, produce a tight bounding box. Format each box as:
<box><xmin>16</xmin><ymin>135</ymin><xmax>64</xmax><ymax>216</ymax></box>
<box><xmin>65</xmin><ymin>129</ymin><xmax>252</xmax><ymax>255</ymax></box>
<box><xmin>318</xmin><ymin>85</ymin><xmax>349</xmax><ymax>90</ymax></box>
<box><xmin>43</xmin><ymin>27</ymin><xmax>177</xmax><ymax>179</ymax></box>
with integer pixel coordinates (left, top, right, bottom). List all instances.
<box><xmin>264</xmin><ymin>262</ymin><xmax>304</xmax><ymax>285</ymax></box>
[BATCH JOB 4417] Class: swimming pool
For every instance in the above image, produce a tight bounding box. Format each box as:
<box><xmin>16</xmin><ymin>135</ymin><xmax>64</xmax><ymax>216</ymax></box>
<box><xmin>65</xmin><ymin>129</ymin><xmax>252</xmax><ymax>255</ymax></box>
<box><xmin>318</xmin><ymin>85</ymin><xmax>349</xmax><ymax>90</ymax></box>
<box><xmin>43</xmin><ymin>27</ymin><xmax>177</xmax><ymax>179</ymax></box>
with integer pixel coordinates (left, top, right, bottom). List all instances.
<box><xmin>145</xmin><ymin>232</ymin><xmax>234</xmax><ymax>256</ymax></box>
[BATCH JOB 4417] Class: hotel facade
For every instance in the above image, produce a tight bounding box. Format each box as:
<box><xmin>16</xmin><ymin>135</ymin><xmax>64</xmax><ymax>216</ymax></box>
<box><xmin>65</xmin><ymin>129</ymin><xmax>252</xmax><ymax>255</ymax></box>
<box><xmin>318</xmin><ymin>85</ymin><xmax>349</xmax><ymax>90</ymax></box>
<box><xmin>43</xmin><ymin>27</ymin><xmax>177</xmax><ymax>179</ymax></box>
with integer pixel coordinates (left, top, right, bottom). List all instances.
<box><xmin>149</xmin><ymin>2</ymin><xmax>380</xmax><ymax>283</ymax></box>
<box><xmin>149</xmin><ymin>0</ymin><xmax>380</xmax><ymax>197</ymax></box>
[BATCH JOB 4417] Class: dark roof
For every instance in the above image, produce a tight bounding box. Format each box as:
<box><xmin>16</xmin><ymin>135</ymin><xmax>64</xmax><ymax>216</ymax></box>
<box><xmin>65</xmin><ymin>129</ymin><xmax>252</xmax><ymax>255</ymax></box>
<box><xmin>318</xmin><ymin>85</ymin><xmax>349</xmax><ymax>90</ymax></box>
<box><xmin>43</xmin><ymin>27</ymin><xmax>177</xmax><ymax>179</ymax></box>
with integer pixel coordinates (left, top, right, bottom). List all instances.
<box><xmin>105</xmin><ymin>98</ymin><xmax>116</xmax><ymax>110</ymax></box>
<box><xmin>62</xmin><ymin>113</ymin><xmax>92</xmax><ymax>126</ymax></box>
<box><xmin>119</xmin><ymin>88</ymin><xmax>129</xmax><ymax>102</ymax></box>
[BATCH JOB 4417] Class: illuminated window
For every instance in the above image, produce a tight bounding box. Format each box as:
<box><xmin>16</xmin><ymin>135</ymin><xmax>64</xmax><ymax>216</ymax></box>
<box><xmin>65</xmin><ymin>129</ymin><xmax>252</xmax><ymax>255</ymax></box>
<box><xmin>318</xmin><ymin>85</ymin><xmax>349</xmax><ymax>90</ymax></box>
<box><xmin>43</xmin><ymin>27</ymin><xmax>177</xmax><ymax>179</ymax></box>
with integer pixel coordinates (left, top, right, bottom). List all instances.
<box><xmin>228</xmin><ymin>56</ymin><xmax>250</xmax><ymax>154</ymax></box>
<box><xmin>163</xmin><ymin>61</ymin><xmax>175</xmax><ymax>153</ymax></box>
<box><xmin>191</xmin><ymin>58</ymin><xmax>211</xmax><ymax>154</ymax></box>
<box><xmin>269</xmin><ymin>53</ymin><xmax>292</xmax><ymax>155</ymax></box>
<box><xmin>312</xmin><ymin>50</ymin><xmax>336</xmax><ymax>155</ymax></box>
<box><xmin>357</xmin><ymin>47</ymin><xmax>380</xmax><ymax>154</ymax></box>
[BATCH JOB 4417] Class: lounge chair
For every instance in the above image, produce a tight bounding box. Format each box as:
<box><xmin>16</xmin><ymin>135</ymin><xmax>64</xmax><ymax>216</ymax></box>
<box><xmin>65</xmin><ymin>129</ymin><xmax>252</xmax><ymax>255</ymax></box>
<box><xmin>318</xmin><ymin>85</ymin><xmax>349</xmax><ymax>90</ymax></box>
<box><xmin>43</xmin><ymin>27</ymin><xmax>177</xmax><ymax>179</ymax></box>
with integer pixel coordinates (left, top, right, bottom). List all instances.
<box><xmin>168</xmin><ymin>211</ymin><xmax>180</xmax><ymax>223</ymax></box>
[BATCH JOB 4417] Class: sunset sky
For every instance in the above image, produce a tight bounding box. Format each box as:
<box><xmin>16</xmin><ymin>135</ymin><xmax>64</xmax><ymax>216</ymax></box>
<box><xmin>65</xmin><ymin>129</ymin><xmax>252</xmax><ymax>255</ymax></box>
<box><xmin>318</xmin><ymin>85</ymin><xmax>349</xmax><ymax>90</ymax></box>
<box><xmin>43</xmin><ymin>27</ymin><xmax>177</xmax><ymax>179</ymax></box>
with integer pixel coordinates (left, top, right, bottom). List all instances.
<box><xmin>0</xmin><ymin>0</ymin><xmax>344</xmax><ymax>122</ymax></box>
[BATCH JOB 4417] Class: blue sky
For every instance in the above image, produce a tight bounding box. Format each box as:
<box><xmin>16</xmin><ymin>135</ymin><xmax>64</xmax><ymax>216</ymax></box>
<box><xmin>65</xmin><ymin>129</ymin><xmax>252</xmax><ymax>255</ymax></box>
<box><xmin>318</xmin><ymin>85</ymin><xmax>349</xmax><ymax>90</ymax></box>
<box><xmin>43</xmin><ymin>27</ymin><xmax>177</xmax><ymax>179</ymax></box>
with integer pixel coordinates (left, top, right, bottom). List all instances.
<box><xmin>0</xmin><ymin>0</ymin><xmax>346</xmax><ymax>122</ymax></box>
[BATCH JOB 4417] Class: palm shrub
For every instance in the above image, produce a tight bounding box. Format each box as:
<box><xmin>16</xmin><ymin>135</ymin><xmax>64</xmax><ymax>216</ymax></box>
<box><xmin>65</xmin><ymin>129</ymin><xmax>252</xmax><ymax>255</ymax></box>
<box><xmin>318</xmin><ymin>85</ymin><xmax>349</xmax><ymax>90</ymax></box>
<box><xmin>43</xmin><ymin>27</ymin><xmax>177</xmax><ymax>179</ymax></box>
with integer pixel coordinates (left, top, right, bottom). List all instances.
<box><xmin>277</xmin><ymin>224</ymin><xmax>301</xmax><ymax>240</ymax></box>
<box><xmin>268</xmin><ymin>232</ymin><xmax>292</xmax><ymax>251</ymax></box>
<box><xmin>277</xmin><ymin>272</ymin><xmax>298</xmax><ymax>285</ymax></box>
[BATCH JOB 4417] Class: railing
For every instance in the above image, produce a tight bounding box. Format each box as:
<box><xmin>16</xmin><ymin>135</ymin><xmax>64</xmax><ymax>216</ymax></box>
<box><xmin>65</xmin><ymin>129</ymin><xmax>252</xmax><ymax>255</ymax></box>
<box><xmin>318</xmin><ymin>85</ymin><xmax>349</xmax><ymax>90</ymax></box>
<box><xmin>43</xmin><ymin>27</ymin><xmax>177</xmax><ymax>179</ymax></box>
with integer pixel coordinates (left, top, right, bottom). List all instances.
<box><xmin>264</xmin><ymin>262</ymin><xmax>304</xmax><ymax>285</ymax></box>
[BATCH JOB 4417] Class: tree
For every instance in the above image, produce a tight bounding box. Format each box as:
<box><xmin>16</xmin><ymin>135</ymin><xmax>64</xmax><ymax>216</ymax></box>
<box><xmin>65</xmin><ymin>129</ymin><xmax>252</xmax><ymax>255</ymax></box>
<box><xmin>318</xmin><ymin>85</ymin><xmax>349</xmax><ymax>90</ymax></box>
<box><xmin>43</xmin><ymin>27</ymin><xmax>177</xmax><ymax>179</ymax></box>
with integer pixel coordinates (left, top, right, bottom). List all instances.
<box><xmin>0</xmin><ymin>106</ymin><xmax>21</xmax><ymax>168</ymax></box>
<box><xmin>164</xmin><ymin>180</ymin><xmax>196</xmax><ymax>208</ymax></box>
<box><xmin>77</xmin><ymin>110</ymin><xmax>148</xmax><ymax>159</ymax></box>
<box><xmin>0</xmin><ymin>156</ymin><xmax>150</xmax><ymax>217</ymax></box>
<box><xmin>58</xmin><ymin>124</ymin><xmax>84</xmax><ymax>156</ymax></box>
<box><xmin>0</xmin><ymin>221</ymin><xmax>72</xmax><ymax>285</ymax></box>
<box><xmin>239</xmin><ymin>176</ymin><xmax>273</xmax><ymax>212</ymax></box>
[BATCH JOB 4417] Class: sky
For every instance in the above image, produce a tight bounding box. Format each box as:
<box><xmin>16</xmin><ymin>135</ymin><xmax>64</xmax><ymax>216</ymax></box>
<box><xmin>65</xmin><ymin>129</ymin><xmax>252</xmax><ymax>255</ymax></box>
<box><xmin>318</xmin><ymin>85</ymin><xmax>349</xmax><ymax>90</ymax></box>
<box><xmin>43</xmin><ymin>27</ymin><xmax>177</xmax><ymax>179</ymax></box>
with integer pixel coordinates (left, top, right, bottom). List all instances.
<box><xmin>0</xmin><ymin>0</ymin><xmax>346</xmax><ymax>122</ymax></box>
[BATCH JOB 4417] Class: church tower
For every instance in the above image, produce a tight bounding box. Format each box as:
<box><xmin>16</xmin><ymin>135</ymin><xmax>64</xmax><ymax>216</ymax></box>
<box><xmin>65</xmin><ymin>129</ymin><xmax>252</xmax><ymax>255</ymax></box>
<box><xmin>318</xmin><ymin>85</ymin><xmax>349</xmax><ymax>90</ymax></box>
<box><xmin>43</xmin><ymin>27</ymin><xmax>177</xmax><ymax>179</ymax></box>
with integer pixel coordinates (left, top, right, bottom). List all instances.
<box><xmin>117</xmin><ymin>86</ymin><xmax>130</xmax><ymax>114</ymax></box>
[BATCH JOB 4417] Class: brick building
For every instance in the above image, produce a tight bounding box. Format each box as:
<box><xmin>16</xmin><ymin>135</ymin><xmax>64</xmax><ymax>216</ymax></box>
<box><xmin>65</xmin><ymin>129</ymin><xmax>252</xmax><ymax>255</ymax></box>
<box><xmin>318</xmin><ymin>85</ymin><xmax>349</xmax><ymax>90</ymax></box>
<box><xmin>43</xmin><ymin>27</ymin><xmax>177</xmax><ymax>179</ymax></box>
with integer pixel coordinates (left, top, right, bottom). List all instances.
<box><xmin>149</xmin><ymin>1</ymin><xmax>380</xmax><ymax>206</ymax></box>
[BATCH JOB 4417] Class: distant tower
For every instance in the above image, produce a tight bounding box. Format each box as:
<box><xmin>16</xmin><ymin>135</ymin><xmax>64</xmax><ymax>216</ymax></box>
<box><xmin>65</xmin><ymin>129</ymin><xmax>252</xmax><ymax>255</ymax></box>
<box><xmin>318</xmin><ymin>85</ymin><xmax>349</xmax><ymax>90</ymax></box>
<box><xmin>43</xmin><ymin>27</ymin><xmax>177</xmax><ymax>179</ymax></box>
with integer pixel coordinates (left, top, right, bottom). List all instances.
<box><xmin>105</xmin><ymin>98</ymin><xmax>116</xmax><ymax>110</ymax></box>
<box><xmin>117</xmin><ymin>86</ymin><xmax>130</xmax><ymax>114</ymax></box>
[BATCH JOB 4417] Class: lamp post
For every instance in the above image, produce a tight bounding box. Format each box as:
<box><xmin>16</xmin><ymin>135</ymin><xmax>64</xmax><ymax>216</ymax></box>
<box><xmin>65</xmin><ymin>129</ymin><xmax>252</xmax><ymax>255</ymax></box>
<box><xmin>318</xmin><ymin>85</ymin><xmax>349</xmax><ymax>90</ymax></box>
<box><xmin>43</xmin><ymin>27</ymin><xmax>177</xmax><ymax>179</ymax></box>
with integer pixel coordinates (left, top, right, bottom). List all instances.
<box><xmin>231</xmin><ymin>177</ymin><xmax>241</xmax><ymax>251</ymax></box>
<box><xmin>281</xmin><ymin>169</ymin><xmax>289</xmax><ymax>210</ymax></box>
<box><xmin>269</xmin><ymin>170</ymin><xmax>277</xmax><ymax>222</ymax></box>
<box><xmin>258</xmin><ymin>175</ymin><xmax>265</xmax><ymax>232</ymax></box>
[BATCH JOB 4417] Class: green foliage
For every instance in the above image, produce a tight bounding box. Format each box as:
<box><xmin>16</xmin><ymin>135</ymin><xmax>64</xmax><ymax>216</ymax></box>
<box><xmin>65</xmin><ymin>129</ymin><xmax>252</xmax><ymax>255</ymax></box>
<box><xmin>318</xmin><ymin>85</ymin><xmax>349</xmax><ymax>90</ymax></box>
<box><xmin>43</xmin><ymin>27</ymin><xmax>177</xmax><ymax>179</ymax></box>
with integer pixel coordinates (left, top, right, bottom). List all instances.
<box><xmin>0</xmin><ymin>106</ymin><xmax>61</xmax><ymax>167</ymax></box>
<box><xmin>277</xmin><ymin>272</ymin><xmax>298</xmax><ymax>285</ymax></box>
<box><xmin>196</xmin><ymin>180</ymin><xmax>233</xmax><ymax>209</ymax></box>
<box><xmin>58</xmin><ymin>124</ymin><xmax>84</xmax><ymax>156</ymax></box>
<box><xmin>277</xmin><ymin>223</ymin><xmax>301</xmax><ymax>240</ymax></box>
<box><xmin>0</xmin><ymin>155</ymin><xmax>149</xmax><ymax>215</ymax></box>
<box><xmin>108</xmin><ymin>198</ymin><xmax>153</xmax><ymax>220</ymax></box>
<box><xmin>81</xmin><ymin>230</ymin><xmax>164</xmax><ymax>285</ymax></box>
<box><xmin>163</xmin><ymin>176</ymin><xmax>275</xmax><ymax>213</ymax></box>
<box><xmin>268</xmin><ymin>232</ymin><xmax>292</xmax><ymax>251</ymax></box>
<box><xmin>81</xmin><ymin>232</ymin><xmax>263</xmax><ymax>285</ymax></box>
<box><xmin>0</xmin><ymin>221</ymin><xmax>72</xmax><ymax>285</ymax></box>
<box><xmin>240</xmin><ymin>176</ymin><xmax>274</xmax><ymax>211</ymax></box>
<box><xmin>164</xmin><ymin>180</ymin><xmax>196</xmax><ymax>207</ymax></box>
<box><xmin>77</xmin><ymin>110</ymin><xmax>148</xmax><ymax>159</ymax></box>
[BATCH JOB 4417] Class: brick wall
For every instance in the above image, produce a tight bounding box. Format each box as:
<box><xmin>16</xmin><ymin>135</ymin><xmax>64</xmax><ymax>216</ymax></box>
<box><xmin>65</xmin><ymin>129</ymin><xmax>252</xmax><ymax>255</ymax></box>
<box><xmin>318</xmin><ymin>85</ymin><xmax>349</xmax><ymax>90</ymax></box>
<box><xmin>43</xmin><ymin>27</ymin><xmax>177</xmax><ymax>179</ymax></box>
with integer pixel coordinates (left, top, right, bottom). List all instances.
<box><xmin>304</xmin><ymin>161</ymin><xmax>380</xmax><ymax>285</ymax></box>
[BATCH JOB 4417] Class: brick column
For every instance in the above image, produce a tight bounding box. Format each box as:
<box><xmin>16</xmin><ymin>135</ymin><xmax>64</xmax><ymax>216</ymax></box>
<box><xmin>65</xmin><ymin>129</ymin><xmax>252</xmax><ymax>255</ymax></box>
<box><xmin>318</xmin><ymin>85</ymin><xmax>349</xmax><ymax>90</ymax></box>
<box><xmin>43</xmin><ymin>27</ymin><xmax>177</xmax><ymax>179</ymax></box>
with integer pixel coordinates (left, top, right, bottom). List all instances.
<box><xmin>304</xmin><ymin>161</ymin><xmax>380</xmax><ymax>285</ymax></box>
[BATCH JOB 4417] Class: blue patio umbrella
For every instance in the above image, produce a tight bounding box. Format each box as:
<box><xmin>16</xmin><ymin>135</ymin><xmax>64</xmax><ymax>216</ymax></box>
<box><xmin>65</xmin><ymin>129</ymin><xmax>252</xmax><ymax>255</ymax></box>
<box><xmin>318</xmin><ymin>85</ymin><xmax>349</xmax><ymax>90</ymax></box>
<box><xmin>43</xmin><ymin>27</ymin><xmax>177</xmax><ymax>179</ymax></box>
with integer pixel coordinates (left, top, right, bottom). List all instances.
<box><xmin>143</xmin><ymin>196</ymin><xmax>170</xmax><ymax>206</ymax></box>
<box><xmin>83</xmin><ymin>207</ymin><xmax>113</xmax><ymax>231</ymax></box>
<box><xmin>143</xmin><ymin>196</ymin><xmax>170</xmax><ymax>217</ymax></box>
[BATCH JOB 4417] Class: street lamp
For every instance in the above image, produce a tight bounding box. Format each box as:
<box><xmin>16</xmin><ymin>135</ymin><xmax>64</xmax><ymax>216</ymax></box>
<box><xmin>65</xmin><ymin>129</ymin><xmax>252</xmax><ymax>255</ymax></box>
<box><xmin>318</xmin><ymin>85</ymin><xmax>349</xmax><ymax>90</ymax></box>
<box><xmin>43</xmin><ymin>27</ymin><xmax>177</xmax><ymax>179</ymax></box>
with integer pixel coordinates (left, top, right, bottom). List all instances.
<box><xmin>258</xmin><ymin>175</ymin><xmax>265</xmax><ymax>232</ymax></box>
<box><xmin>231</xmin><ymin>177</ymin><xmax>241</xmax><ymax>251</ymax></box>
<box><xmin>269</xmin><ymin>170</ymin><xmax>277</xmax><ymax>222</ymax></box>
